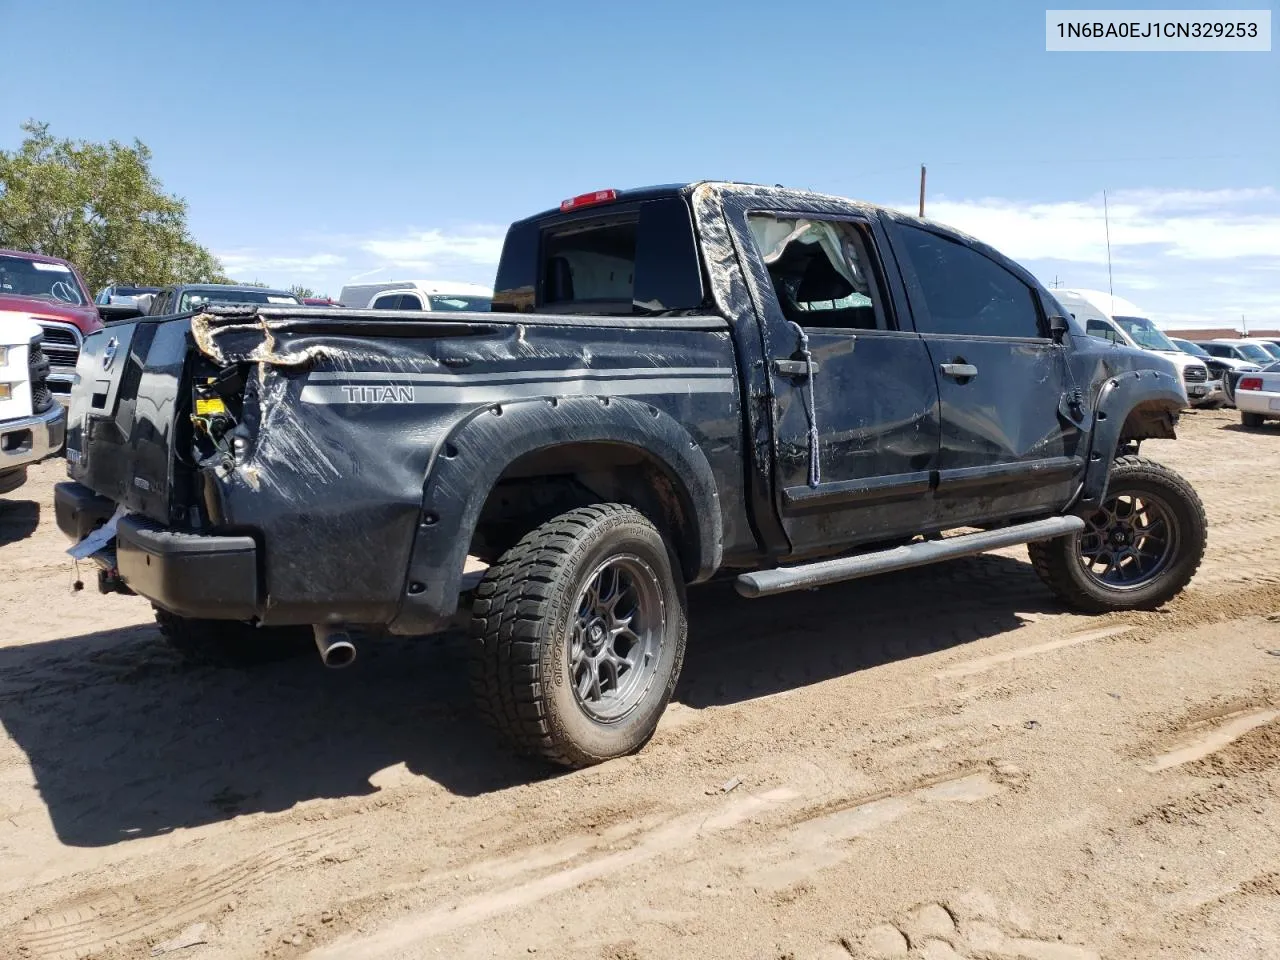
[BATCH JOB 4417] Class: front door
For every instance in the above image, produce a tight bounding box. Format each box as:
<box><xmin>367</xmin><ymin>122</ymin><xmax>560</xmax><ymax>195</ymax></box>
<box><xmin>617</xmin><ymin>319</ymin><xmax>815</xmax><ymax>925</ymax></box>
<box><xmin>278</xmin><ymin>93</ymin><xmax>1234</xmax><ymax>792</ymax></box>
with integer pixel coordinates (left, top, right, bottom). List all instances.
<box><xmin>885</xmin><ymin>221</ymin><xmax>1083</xmax><ymax>527</ymax></box>
<box><xmin>736</xmin><ymin>209</ymin><xmax>942</xmax><ymax>559</ymax></box>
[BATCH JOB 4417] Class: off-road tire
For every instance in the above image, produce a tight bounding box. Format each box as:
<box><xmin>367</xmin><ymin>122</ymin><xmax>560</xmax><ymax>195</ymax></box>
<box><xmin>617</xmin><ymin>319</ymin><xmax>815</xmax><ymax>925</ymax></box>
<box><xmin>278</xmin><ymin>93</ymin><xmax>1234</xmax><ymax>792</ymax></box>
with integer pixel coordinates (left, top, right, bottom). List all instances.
<box><xmin>1027</xmin><ymin>456</ymin><xmax>1206</xmax><ymax>613</ymax></box>
<box><xmin>469</xmin><ymin>504</ymin><xmax>687</xmax><ymax>768</ymax></box>
<box><xmin>1241</xmin><ymin>411</ymin><xmax>1266</xmax><ymax>429</ymax></box>
<box><xmin>154</xmin><ymin>607</ymin><xmax>313</xmax><ymax>667</ymax></box>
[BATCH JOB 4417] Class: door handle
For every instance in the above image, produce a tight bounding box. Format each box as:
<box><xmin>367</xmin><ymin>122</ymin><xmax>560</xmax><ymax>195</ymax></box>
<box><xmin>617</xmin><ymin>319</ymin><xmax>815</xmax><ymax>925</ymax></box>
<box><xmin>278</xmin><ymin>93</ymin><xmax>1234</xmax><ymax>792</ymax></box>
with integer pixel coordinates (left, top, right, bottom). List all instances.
<box><xmin>773</xmin><ymin>358</ymin><xmax>820</xmax><ymax>377</ymax></box>
<box><xmin>940</xmin><ymin>362</ymin><xmax>978</xmax><ymax>380</ymax></box>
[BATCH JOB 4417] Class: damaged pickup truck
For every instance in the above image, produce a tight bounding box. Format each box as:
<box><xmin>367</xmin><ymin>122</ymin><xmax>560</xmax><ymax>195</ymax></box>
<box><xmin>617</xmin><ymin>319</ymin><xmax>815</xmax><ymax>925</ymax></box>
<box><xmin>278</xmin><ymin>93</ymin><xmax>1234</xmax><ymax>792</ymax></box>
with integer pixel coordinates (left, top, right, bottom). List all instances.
<box><xmin>56</xmin><ymin>182</ymin><xmax>1206</xmax><ymax>767</ymax></box>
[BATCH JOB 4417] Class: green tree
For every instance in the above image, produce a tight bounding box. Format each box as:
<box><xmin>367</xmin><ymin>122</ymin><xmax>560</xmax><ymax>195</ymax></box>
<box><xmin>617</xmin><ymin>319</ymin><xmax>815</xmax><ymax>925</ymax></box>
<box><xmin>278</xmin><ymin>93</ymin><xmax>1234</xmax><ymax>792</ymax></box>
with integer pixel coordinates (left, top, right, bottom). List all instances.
<box><xmin>0</xmin><ymin>120</ymin><xmax>230</xmax><ymax>293</ymax></box>
<box><xmin>288</xmin><ymin>284</ymin><xmax>316</xmax><ymax>299</ymax></box>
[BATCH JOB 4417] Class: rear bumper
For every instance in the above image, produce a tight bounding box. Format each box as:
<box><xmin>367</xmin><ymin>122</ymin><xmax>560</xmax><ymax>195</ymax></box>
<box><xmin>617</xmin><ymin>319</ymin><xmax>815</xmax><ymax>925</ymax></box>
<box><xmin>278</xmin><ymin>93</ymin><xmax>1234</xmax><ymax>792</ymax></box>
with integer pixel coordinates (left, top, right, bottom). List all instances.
<box><xmin>116</xmin><ymin>516</ymin><xmax>260</xmax><ymax>620</ymax></box>
<box><xmin>54</xmin><ymin>481</ymin><xmax>462</xmax><ymax>629</ymax></box>
<box><xmin>56</xmin><ymin>481</ymin><xmax>259</xmax><ymax>619</ymax></box>
<box><xmin>1236</xmin><ymin>388</ymin><xmax>1280</xmax><ymax>418</ymax></box>
<box><xmin>1</xmin><ymin>402</ymin><xmax>66</xmax><ymax>479</ymax></box>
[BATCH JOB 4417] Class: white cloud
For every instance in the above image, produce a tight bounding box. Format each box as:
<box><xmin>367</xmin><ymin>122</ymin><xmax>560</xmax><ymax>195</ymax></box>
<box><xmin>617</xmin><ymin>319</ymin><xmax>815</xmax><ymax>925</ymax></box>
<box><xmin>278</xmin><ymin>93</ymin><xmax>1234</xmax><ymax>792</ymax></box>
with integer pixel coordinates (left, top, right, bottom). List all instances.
<box><xmin>217</xmin><ymin>251</ymin><xmax>346</xmax><ymax>276</ymax></box>
<box><xmin>899</xmin><ymin>186</ymin><xmax>1280</xmax><ymax>331</ymax></box>
<box><xmin>907</xmin><ymin>188</ymin><xmax>1280</xmax><ymax>265</ymax></box>
<box><xmin>359</xmin><ymin>227</ymin><xmax>506</xmax><ymax>269</ymax></box>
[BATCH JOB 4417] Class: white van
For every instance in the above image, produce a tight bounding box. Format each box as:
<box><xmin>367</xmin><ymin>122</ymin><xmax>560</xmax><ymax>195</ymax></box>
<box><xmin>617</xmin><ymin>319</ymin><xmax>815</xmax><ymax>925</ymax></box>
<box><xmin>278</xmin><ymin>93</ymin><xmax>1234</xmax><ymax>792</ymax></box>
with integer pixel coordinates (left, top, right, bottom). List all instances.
<box><xmin>337</xmin><ymin>280</ymin><xmax>493</xmax><ymax>313</ymax></box>
<box><xmin>1050</xmin><ymin>288</ymin><xmax>1218</xmax><ymax>407</ymax></box>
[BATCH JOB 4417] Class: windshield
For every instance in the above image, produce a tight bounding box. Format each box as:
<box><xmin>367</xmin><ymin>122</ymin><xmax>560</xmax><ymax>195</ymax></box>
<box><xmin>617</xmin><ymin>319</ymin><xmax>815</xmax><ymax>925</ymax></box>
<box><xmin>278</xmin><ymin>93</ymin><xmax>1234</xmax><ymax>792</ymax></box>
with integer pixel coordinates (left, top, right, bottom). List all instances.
<box><xmin>1174</xmin><ymin>339</ymin><xmax>1210</xmax><ymax>358</ymax></box>
<box><xmin>1251</xmin><ymin>341</ymin><xmax>1280</xmax><ymax>360</ymax></box>
<box><xmin>0</xmin><ymin>255</ymin><xmax>87</xmax><ymax>305</ymax></box>
<box><xmin>179</xmin><ymin>289</ymin><xmax>300</xmax><ymax>311</ymax></box>
<box><xmin>1113</xmin><ymin>315</ymin><xmax>1177</xmax><ymax>352</ymax></box>
<box><xmin>1233</xmin><ymin>342</ymin><xmax>1275</xmax><ymax>363</ymax></box>
<box><xmin>427</xmin><ymin>295</ymin><xmax>491</xmax><ymax>312</ymax></box>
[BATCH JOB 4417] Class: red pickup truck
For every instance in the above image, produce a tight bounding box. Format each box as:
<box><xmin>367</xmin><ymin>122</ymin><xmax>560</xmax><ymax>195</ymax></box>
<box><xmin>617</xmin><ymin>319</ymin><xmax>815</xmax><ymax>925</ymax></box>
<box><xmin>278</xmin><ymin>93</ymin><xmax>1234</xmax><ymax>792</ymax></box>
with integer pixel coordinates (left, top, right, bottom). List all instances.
<box><xmin>0</xmin><ymin>249</ymin><xmax>103</xmax><ymax>401</ymax></box>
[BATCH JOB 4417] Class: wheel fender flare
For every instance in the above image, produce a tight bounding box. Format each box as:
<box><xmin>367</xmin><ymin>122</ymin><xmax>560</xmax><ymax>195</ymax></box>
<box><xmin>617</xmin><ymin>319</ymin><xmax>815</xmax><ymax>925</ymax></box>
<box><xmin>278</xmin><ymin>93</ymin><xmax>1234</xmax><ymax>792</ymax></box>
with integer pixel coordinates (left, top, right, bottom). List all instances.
<box><xmin>1076</xmin><ymin>369</ymin><xmax>1185</xmax><ymax>511</ymax></box>
<box><xmin>391</xmin><ymin>395</ymin><xmax>724</xmax><ymax>634</ymax></box>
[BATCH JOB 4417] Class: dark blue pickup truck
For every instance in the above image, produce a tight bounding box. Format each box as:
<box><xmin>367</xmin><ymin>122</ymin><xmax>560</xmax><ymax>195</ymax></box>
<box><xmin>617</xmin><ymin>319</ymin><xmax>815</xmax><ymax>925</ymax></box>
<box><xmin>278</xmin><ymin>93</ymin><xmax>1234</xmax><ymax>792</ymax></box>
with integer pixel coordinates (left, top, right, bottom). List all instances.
<box><xmin>55</xmin><ymin>182</ymin><xmax>1205</xmax><ymax>767</ymax></box>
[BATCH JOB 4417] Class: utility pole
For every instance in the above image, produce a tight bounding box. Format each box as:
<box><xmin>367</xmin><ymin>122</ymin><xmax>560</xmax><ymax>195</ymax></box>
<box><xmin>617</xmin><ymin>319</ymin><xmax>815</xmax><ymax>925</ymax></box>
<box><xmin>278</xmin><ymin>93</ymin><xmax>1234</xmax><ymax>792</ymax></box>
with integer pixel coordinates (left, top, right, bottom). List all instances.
<box><xmin>1242</xmin><ymin>313</ymin><xmax>1248</xmax><ymax>336</ymax></box>
<box><xmin>918</xmin><ymin>164</ymin><xmax>926</xmax><ymax>218</ymax></box>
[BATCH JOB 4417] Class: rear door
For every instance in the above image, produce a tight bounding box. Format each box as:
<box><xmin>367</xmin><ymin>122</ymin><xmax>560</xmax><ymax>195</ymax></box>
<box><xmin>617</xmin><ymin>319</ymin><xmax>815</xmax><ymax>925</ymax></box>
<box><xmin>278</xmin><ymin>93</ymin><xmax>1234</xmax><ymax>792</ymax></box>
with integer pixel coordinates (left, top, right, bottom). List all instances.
<box><xmin>884</xmin><ymin>220</ymin><xmax>1083</xmax><ymax>527</ymax></box>
<box><xmin>726</xmin><ymin>201</ymin><xmax>942</xmax><ymax>558</ymax></box>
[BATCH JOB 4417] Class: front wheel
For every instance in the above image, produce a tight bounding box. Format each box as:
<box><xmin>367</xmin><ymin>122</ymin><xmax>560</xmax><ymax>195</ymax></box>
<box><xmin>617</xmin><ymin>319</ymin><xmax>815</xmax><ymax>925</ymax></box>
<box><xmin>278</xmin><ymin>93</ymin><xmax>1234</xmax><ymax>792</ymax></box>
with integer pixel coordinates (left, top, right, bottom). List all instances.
<box><xmin>1027</xmin><ymin>456</ymin><xmax>1206</xmax><ymax>613</ymax></box>
<box><xmin>469</xmin><ymin>504</ymin><xmax>687</xmax><ymax>768</ymax></box>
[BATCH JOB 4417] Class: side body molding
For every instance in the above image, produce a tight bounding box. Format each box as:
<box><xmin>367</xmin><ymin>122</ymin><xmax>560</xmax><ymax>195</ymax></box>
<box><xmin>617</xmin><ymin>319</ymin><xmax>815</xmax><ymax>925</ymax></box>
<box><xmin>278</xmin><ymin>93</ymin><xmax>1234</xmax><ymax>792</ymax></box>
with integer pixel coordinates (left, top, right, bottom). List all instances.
<box><xmin>390</xmin><ymin>395</ymin><xmax>725</xmax><ymax>635</ymax></box>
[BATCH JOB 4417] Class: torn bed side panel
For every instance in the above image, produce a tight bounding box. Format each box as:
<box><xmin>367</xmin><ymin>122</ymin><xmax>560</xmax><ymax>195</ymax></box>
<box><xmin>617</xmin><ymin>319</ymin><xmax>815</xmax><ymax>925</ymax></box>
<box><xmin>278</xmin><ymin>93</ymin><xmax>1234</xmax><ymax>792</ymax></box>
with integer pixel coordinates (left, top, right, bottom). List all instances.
<box><xmin>201</xmin><ymin>357</ymin><xmax>458</xmax><ymax>626</ymax></box>
<box><xmin>191</xmin><ymin>311</ymin><xmax>355</xmax><ymax>368</ymax></box>
<box><xmin>192</xmin><ymin>311</ymin><xmax>752</xmax><ymax>627</ymax></box>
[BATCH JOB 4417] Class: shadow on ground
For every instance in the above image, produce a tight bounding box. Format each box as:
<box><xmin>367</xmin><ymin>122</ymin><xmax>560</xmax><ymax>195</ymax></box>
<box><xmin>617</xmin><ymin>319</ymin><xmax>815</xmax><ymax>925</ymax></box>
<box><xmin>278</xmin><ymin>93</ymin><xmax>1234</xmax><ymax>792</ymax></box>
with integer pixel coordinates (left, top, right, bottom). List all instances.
<box><xmin>0</xmin><ymin>499</ymin><xmax>40</xmax><ymax>546</ymax></box>
<box><xmin>1222</xmin><ymin>421</ymin><xmax>1278</xmax><ymax>434</ymax></box>
<box><xmin>0</xmin><ymin>552</ymin><xmax>1053</xmax><ymax>848</ymax></box>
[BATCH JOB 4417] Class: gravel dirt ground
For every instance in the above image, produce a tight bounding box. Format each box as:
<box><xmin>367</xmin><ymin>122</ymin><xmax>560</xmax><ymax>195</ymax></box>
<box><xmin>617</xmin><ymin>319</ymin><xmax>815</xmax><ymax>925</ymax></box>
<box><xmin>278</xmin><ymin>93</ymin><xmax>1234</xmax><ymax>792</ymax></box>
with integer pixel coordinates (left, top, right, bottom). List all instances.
<box><xmin>2</xmin><ymin>408</ymin><xmax>1279</xmax><ymax>960</ymax></box>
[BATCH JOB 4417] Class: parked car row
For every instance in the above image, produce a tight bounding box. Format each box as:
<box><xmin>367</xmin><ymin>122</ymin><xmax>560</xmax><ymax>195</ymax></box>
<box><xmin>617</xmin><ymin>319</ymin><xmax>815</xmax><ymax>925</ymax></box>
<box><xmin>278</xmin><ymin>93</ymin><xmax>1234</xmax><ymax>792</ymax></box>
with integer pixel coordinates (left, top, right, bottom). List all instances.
<box><xmin>1051</xmin><ymin>289</ymin><xmax>1222</xmax><ymax>408</ymax></box>
<box><xmin>1050</xmin><ymin>287</ymin><xmax>1280</xmax><ymax>428</ymax></box>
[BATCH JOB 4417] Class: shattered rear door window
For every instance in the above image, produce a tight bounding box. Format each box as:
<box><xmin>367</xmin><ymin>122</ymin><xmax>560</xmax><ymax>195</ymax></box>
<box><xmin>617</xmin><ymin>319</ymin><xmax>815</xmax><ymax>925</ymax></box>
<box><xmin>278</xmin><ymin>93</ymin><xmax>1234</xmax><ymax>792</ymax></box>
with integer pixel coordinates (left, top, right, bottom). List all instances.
<box><xmin>748</xmin><ymin>215</ymin><xmax>885</xmax><ymax>330</ymax></box>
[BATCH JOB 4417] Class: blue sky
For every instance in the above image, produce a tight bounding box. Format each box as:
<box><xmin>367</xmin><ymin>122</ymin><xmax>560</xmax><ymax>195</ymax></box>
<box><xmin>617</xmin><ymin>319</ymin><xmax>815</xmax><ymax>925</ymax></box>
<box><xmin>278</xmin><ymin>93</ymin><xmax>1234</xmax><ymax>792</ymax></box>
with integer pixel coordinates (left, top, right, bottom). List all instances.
<box><xmin>2</xmin><ymin>1</ymin><xmax>1277</xmax><ymax>327</ymax></box>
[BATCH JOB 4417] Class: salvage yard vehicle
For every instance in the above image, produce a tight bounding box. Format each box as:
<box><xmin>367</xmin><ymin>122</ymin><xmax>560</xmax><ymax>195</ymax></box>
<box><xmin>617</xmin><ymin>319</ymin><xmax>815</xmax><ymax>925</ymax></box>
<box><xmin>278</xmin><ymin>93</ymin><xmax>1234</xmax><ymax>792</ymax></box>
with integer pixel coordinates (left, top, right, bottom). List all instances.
<box><xmin>146</xmin><ymin>284</ymin><xmax>302</xmax><ymax>315</ymax></box>
<box><xmin>1204</xmin><ymin>339</ymin><xmax>1279</xmax><ymax>367</ymax></box>
<box><xmin>1234</xmin><ymin>338</ymin><xmax>1280</xmax><ymax>362</ymax></box>
<box><xmin>1051</xmin><ymin>288</ymin><xmax>1214</xmax><ymax>408</ymax></box>
<box><xmin>337</xmin><ymin>280</ymin><xmax>493</xmax><ymax>312</ymax></box>
<box><xmin>0</xmin><ymin>249</ymin><xmax>104</xmax><ymax>401</ymax></box>
<box><xmin>95</xmin><ymin>283</ymin><xmax>161</xmax><ymax>306</ymax></box>
<box><xmin>55</xmin><ymin>182</ymin><xmax>1207</xmax><ymax>768</ymax></box>
<box><xmin>1234</xmin><ymin>363</ymin><xmax>1280</xmax><ymax>429</ymax></box>
<box><xmin>0</xmin><ymin>318</ymin><xmax>65</xmax><ymax>495</ymax></box>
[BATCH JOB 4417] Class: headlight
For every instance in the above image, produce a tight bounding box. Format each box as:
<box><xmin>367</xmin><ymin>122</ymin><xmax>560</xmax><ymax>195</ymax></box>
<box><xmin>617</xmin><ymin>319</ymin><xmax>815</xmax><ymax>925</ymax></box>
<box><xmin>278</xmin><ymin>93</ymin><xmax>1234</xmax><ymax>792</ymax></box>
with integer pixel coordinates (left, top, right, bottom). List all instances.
<box><xmin>0</xmin><ymin>382</ymin><xmax>11</xmax><ymax>401</ymax></box>
<box><xmin>0</xmin><ymin>345</ymin><xmax>8</xmax><ymax>366</ymax></box>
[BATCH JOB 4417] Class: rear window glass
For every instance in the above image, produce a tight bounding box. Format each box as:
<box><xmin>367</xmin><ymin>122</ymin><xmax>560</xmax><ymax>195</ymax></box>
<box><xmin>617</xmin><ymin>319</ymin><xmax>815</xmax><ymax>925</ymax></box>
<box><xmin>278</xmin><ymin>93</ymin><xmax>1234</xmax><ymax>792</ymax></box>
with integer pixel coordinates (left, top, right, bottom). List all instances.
<box><xmin>519</xmin><ymin>197</ymin><xmax>706</xmax><ymax>315</ymax></box>
<box><xmin>428</xmin><ymin>295</ymin><xmax>491</xmax><ymax>311</ymax></box>
<box><xmin>540</xmin><ymin>219</ymin><xmax>637</xmax><ymax>309</ymax></box>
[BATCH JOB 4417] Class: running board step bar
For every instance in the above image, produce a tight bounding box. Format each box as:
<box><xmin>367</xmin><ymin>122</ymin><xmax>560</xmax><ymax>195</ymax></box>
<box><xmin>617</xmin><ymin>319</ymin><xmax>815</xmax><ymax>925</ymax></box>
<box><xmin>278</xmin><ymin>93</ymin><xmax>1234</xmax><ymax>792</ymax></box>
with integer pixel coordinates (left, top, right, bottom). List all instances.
<box><xmin>735</xmin><ymin>515</ymin><xmax>1086</xmax><ymax>598</ymax></box>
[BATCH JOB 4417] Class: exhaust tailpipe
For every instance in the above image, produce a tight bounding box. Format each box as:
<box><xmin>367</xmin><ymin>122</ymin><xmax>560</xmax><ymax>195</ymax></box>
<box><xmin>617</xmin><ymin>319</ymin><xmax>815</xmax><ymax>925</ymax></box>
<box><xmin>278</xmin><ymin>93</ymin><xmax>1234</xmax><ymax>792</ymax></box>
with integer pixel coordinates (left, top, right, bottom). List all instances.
<box><xmin>314</xmin><ymin>624</ymin><xmax>357</xmax><ymax>669</ymax></box>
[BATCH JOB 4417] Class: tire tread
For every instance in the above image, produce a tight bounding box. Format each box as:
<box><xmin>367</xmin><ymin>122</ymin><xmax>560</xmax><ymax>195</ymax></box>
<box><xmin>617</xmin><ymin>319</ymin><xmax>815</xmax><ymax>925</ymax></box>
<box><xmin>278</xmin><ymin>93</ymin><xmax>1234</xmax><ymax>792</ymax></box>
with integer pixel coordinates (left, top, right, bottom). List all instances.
<box><xmin>469</xmin><ymin>504</ymin><xmax>666</xmax><ymax>767</ymax></box>
<box><xmin>1027</xmin><ymin>456</ymin><xmax>1206</xmax><ymax>613</ymax></box>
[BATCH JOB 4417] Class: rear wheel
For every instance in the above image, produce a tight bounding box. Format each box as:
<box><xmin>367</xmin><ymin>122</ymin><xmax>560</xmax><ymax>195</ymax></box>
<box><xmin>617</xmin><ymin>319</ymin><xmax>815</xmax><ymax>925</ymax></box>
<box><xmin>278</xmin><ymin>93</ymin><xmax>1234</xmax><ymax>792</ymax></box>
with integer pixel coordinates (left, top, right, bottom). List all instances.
<box><xmin>469</xmin><ymin>504</ymin><xmax>686</xmax><ymax>768</ymax></box>
<box><xmin>1027</xmin><ymin>456</ymin><xmax>1206</xmax><ymax>613</ymax></box>
<box><xmin>1241</xmin><ymin>411</ymin><xmax>1266</xmax><ymax>429</ymax></box>
<box><xmin>154</xmin><ymin>607</ymin><xmax>313</xmax><ymax>667</ymax></box>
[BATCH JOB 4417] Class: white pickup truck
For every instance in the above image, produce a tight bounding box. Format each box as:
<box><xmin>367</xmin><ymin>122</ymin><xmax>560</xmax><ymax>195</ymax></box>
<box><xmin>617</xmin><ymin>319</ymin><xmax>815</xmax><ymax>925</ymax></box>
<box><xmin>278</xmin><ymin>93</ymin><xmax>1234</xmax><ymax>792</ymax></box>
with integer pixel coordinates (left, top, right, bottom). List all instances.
<box><xmin>0</xmin><ymin>316</ymin><xmax>66</xmax><ymax>495</ymax></box>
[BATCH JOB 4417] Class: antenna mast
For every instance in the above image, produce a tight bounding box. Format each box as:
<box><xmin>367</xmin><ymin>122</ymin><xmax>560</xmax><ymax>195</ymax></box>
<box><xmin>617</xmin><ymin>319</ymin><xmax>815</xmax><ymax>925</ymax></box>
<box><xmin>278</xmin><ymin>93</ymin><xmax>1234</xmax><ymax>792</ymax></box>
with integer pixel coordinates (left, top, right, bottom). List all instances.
<box><xmin>1103</xmin><ymin>189</ymin><xmax>1115</xmax><ymax>308</ymax></box>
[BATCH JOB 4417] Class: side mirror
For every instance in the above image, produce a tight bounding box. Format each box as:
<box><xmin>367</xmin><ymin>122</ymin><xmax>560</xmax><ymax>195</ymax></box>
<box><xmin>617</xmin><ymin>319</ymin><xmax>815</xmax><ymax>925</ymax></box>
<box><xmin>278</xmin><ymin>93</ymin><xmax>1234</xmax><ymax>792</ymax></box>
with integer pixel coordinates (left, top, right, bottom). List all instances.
<box><xmin>1048</xmin><ymin>314</ymin><xmax>1070</xmax><ymax>344</ymax></box>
